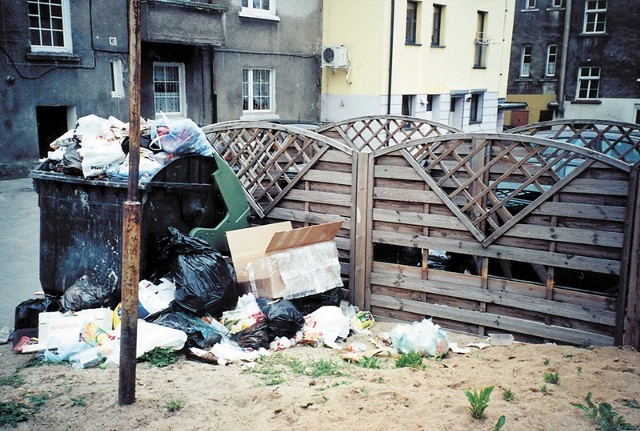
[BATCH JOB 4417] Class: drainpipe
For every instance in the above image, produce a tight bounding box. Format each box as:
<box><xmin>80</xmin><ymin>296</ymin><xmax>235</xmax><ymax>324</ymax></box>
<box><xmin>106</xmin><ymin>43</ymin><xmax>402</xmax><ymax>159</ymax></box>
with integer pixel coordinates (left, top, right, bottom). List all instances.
<box><xmin>387</xmin><ymin>0</ymin><xmax>395</xmax><ymax>115</ymax></box>
<box><xmin>557</xmin><ymin>0</ymin><xmax>572</xmax><ymax>118</ymax></box>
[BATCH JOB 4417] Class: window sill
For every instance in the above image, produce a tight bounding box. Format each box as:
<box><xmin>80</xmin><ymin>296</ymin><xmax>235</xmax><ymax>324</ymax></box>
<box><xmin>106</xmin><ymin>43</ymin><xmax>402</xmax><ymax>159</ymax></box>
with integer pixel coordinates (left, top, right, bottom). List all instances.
<box><xmin>26</xmin><ymin>52</ymin><xmax>80</xmax><ymax>63</ymax></box>
<box><xmin>473</xmin><ymin>66</ymin><xmax>487</xmax><ymax>70</ymax></box>
<box><xmin>430</xmin><ymin>43</ymin><xmax>446</xmax><ymax>49</ymax></box>
<box><xmin>238</xmin><ymin>9</ymin><xmax>280</xmax><ymax>22</ymax></box>
<box><xmin>240</xmin><ymin>113</ymin><xmax>280</xmax><ymax>121</ymax></box>
<box><xmin>469</xmin><ymin>121</ymin><xmax>483</xmax><ymax>125</ymax></box>
<box><xmin>546</xmin><ymin>7</ymin><xmax>565</xmax><ymax>11</ymax></box>
<box><xmin>579</xmin><ymin>32</ymin><xmax>608</xmax><ymax>37</ymax></box>
<box><xmin>516</xmin><ymin>77</ymin><xmax>533</xmax><ymax>82</ymax></box>
<box><xmin>405</xmin><ymin>42</ymin><xmax>422</xmax><ymax>47</ymax></box>
<box><xmin>520</xmin><ymin>8</ymin><xmax>540</xmax><ymax>12</ymax></box>
<box><xmin>540</xmin><ymin>77</ymin><xmax>558</xmax><ymax>82</ymax></box>
<box><xmin>571</xmin><ymin>99</ymin><xmax>602</xmax><ymax>105</ymax></box>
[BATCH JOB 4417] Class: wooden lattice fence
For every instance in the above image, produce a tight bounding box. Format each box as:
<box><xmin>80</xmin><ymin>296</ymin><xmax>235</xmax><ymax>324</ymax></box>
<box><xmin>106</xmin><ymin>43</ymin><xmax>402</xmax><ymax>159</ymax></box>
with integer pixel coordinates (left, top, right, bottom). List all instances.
<box><xmin>202</xmin><ymin>117</ymin><xmax>640</xmax><ymax>347</ymax></box>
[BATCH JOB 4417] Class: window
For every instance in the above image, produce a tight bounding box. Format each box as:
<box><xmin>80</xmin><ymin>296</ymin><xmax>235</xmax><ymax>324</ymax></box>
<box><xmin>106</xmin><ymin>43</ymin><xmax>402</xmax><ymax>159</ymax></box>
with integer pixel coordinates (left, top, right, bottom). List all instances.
<box><xmin>431</xmin><ymin>4</ymin><xmax>444</xmax><ymax>46</ymax></box>
<box><xmin>520</xmin><ymin>45</ymin><xmax>532</xmax><ymax>77</ymax></box>
<box><xmin>583</xmin><ymin>0</ymin><xmax>607</xmax><ymax>34</ymax></box>
<box><xmin>576</xmin><ymin>66</ymin><xmax>600</xmax><ymax>100</ymax></box>
<box><xmin>240</xmin><ymin>0</ymin><xmax>279</xmax><ymax>21</ymax></box>
<box><xmin>525</xmin><ymin>0</ymin><xmax>536</xmax><ymax>9</ymax></box>
<box><xmin>153</xmin><ymin>62</ymin><xmax>185</xmax><ymax>116</ymax></box>
<box><xmin>111</xmin><ymin>59</ymin><xmax>124</xmax><ymax>98</ymax></box>
<box><xmin>426</xmin><ymin>94</ymin><xmax>434</xmax><ymax>112</ymax></box>
<box><xmin>469</xmin><ymin>93</ymin><xmax>483</xmax><ymax>123</ymax></box>
<box><xmin>242</xmin><ymin>68</ymin><xmax>274</xmax><ymax>114</ymax></box>
<box><xmin>552</xmin><ymin>0</ymin><xmax>565</xmax><ymax>7</ymax></box>
<box><xmin>474</xmin><ymin>11</ymin><xmax>488</xmax><ymax>68</ymax></box>
<box><xmin>28</xmin><ymin>0</ymin><xmax>72</xmax><ymax>53</ymax></box>
<box><xmin>545</xmin><ymin>44</ymin><xmax>558</xmax><ymax>76</ymax></box>
<box><xmin>405</xmin><ymin>1</ymin><xmax>418</xmax><ymax>44</ymax></box>
<box><xmin>402</xmin><ymin>95</ymin><xmax>415</xmax><ymax>116</ymax></box>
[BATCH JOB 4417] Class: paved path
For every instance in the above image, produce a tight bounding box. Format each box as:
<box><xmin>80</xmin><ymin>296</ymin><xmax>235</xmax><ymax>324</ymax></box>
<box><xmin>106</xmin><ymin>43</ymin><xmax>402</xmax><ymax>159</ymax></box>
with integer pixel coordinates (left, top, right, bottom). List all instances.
<box><xmin>0</xmin><ymin>178</ymin><xmax>40</xmax><ymax>330</ymax></box>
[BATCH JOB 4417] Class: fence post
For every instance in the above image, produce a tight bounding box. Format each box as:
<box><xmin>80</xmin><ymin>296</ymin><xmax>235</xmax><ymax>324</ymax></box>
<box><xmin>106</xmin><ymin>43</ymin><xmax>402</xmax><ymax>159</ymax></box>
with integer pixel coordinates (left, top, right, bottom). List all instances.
<box><xmin>351</xmin><ymin>151</ymin><xmax>371</xmax><ymax>310</ymax></box>
<box><xmin>621</xmin><ymin>164</ymin><xmax>640</xmax><ymax>347</ymax></box>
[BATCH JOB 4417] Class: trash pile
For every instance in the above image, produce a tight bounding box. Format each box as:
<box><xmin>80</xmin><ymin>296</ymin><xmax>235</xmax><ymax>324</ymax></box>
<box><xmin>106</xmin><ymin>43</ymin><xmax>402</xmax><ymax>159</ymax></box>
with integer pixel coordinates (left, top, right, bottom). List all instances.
<box><xmin>38</xmin><ymin>114</ymin><xmax>213</xmax><ymax>181</ymax></box>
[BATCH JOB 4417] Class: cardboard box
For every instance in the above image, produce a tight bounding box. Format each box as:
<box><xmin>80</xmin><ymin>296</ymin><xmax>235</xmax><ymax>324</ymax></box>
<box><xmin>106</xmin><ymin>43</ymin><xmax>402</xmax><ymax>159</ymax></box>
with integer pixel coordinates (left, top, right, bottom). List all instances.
<box><xmin>38</xmin><ymin>308</ymin><xmax>113</xmax><ymax>350</ymax></box>
<box><xmin>227</xmin><ymin>221</ymin><xmax>343</xmax><ymax>299</ymax></box>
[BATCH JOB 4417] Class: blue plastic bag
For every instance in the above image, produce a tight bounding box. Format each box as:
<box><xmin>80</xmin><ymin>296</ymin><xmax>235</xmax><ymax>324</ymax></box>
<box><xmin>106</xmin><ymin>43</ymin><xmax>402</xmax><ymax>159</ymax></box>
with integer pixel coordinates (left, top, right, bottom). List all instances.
<box><xmin>150</xmin><ymin>116</ymin><xmax>213</xmax><ymax>157</ymax></box>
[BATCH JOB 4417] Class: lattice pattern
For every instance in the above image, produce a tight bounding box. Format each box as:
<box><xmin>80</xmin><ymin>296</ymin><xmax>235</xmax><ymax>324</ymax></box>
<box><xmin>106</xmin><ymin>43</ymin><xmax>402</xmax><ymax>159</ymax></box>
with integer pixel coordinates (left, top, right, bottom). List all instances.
<box><xmin>318</xmin><ymin>115</ymin><xmax>460</xmax><ymax>152</ymax></box>
<box><xmin>202</xmin><ymin>124</ymin><xmax>348</xmax><ymax>216</ymax></box>
<box><xmin>509</xmin><ymin>120</ymin><xmax>640</xmax><ymax>165</ymax></box>
<box><xmin>410</xmin><ymin>134</ymin><xmax>594</xmax><ymax>244</ymax></box>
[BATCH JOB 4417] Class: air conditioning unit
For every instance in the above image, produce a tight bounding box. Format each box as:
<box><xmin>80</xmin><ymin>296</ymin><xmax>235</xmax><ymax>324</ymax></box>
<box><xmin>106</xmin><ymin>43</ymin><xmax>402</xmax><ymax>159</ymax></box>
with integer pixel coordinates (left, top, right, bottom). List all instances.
<box><xmin>322</xmin><ymin>45</ymin><xmax>349</xmax><ymax>68</ymax></box>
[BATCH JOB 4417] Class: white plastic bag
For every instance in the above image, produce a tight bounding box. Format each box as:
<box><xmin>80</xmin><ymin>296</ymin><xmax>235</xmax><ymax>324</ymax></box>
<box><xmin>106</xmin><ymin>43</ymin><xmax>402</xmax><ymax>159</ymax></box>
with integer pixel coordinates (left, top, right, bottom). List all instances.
<box><xmin>150</xmin><ymin>116</ymin><xmax>213</xmax><ymax>156</ymax></box>
<box><xmin>389</xmin><ymin>319</ymin><xmax>449</xmax><ymax>356</ymax></box>
<box><xmin>77</xmin><ymin>135</ymin><xmax>126</xmax><ymax>177</ymax></box>
<box><xmin>302</xmin><ymin>306</ymin><xmax>351</xmax><ymax>349</ymax></box>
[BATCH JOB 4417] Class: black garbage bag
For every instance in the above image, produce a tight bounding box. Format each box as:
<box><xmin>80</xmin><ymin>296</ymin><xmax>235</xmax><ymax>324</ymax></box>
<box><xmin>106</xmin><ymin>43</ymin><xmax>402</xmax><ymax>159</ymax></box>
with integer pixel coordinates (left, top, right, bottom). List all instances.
<box><xmin>261</xmin><ymin>300</ymin><xmax>304</xmax><ymax>340</ymax></box>
<box><xmin>159</xmin><ymin>227</ymin><xmax>239</xmax><ymax>316</ymax></box>
<box><xmin>232</xmin><ymin>314</ymin><xmax>270</xmax><ymax>350</ymax></box>
<box><xmin>61</xmin><ymin>274</ymin><xmax>115</xmax><ymax>311</ymax></box>
<box><xmin>290</xmin><ymin>287</ymin><xmax>342</xmax><ymax>316</ymax></box>
<box><xmin>14</xmin><ymin>297</ymin><xmax>62</xmax><ymax>330</ymax></box>
<box><xmin>152</xmin><ymin>311</ymin><xmax>223</xmax><ymax>350</ymax></box>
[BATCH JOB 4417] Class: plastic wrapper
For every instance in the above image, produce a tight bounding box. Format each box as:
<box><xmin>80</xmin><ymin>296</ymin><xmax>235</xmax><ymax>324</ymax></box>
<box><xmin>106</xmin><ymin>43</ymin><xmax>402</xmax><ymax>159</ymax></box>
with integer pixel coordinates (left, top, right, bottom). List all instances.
<box><xmin>61</xmin><ymin>274</ymin><xmax>116</xmax><ymax>311</ymax></box>
<box><xmin>262</xmin><ymin>300</ymin><xmax>304</xmax><ymax>340</ymax></box>
<box><xmin>159</xmin><ymin>227</ymin><xmax>238</xmax><ymax>316</ymax></box>
<box><xmin>150</xmin><ymin>116</ymin><xmax>213</xmax><ymax>157</ymax></box>
<box><xmin>301</xmin><ymin>306</ymin><xmax>351</xmax><ymax>349</ymax></box>
<box><xmin>270</xmin><ymin>241</ymin><xmax>343</xmax><ymax>300</ymax></box>
<box><xmin>152</xmin><ymin>311</ymin><xmax>223</xmax><ymax>350</ymax></box>
<box><xmin>389</xmin><ymin>318</ymin><xmax>449</xmax><ymax>357</ymax></box>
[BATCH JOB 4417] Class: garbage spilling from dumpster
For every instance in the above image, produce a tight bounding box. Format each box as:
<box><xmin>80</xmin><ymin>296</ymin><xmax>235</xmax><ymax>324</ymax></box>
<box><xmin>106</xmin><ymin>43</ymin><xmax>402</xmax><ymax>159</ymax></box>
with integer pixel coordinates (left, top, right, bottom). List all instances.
<box><xmin>11</xmin><ymin>113</ymin><xmax>502</xmax><ymax>372</ymax></box>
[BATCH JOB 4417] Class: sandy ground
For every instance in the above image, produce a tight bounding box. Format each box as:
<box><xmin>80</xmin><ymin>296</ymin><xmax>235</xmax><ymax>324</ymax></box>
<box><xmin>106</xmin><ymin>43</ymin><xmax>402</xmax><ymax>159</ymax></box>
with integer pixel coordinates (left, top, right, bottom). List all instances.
<box><xmin>1</xmin><ymin>321</ymin><xmax>639</xmax><ymax>431</ymax></box>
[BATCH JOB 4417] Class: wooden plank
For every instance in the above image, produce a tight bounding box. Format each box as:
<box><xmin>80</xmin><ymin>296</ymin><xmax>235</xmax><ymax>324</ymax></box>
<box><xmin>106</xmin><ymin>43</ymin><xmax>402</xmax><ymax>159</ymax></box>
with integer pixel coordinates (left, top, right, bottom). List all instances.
<box><xmin>267</xmin><ymin>207</ymin><xmax>349</xmax><ymax>228</ymax></box>
<box><xmin>532</xmin><ymin>202</ymin><xmax>627</xmax><ymax>222</ymax></box>
<box><xmin>373</xmin><ymin>230</ymin><xmax>622</xmax><ymax>275</ymax></box>
<box><xmin>374</xmin><ymin>164</ymin><xmax>424</xmax><ymax>181</ymax></box>
<box><xmin>284</xmin><ymin>189</ymin><xmax>352</xmax><ymax>207</ymax></box>
<box><xmin>502</xmin><ymin>223</ymin><xmax>624</xmax><ymax>248</ymax></box>
<box><xmin>352</xmin><ymin>151</ymin><xmax>369</xmax><ymax>310</ymax></box>
<box><xmin>373</xmin><ymin>208</ymin><xmax>467</xmax><ymax>230</ymax></box>
<box><xmin>302</xmin><ymin>169</ymin><xmax>352</xmax><ymax>185</ymax></box>
<box><xmin>622</xmin><ymin>165</ymin><xmax>640</xmax><ymax>347</ymax></box>
<box><xmin>561</xmin><ymin>179</ymin><xmax>628</xmax><ymax>196</ymax></box>
<box><xmin>371</xmin><ymin>272</ymin><xmax>615</xmax><ymax>326</ymax></box>
<box><xmin>373</xmin><ymin>187</ymin><xmax>443</xmax><ymax>204</ymax></box>
<box><xmin>319</xmin><ymin>150</ymin><xmax>353</xmax><ymax>164</ymax></box>
<box><xmin>370</xmin><ymin>293</ymin><xmax>614</xmax><ymax>345</ymax></box>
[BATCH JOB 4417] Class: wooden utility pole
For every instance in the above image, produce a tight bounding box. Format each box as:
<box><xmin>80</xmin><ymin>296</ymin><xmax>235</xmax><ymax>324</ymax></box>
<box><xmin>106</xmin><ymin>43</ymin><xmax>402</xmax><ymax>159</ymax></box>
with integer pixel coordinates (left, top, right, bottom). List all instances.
<box><xmin>119</xmin><ymin>0</ymin><xmax>142</xmax><ymax>406</ymax></box>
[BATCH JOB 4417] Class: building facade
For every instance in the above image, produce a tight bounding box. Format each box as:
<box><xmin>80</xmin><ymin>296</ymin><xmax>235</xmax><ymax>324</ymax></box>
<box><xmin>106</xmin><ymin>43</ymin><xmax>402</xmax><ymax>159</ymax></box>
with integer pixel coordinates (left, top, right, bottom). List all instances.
<box><xmin>505</xmin><ymin>0</ymin><xmax>640</xmax><ymax>126</ymax></box>
<box><xmin>0</xmin><ymin>0</ymin><xmax>322</xmax><ymax>161</ymax></box>
<box><xmin>321</xmin><ymin>0</ymin><xmax>515</xmax><ymax>132</ymax></box>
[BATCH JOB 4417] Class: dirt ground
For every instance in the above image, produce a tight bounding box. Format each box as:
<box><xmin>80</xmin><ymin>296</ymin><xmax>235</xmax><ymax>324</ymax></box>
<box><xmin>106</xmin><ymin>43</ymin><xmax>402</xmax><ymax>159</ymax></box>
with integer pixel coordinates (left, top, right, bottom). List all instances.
<box><xmin>1</xmin><ymin>321</ymin><xmax>639</xmax><ymax>431</ymax></box>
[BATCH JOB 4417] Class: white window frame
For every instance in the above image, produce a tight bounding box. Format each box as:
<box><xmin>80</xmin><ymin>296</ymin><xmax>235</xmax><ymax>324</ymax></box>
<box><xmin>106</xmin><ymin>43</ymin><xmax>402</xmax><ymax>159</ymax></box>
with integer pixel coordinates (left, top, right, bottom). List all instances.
<box><xmin>525</xmin><ymin>0</ymin><xmax>536</xmax><ymax>9</ymax></box>
<box><xmin>239</xmin><ymin>0</ymin><xmax>280</xmax><ymax>21</ymax></box>
<box><xmin>242</xmin><ymin>68</ymin><xmax>276</xmax><ymax>119</ymax></box>
<box><xmin>545</xmin><ymin>44</ymin><xmax>558</xmax><ymax>76</ymax></box>
<box><xmin>110</xmin><ymin>59</ymin><xmax>124</xmax><ymax>98</ymax></box>
<box><xmin>153</xmin><ymin>62</ymin><xmax>186</xmax><ymax>117</ymax></box>
<box><xmin>520</xmin><ymin>45</ymin><xmax>532</xmax><ymax>77</ymax></box>
<box><xmin>583</xmin><ymin>0</ymin><xmax>607</xmax><ymax>34</ymax></box>
<box><xmin>576</xmin><ymin>66</ymin><xmax>600</xmax><ymax>100</ymax></box>
<box><xmin>552</xmin><ymin>0</ymin><xmax>564</xmax><ymax>7</ymax></box>
<box><xmin>28</xmin><ymin>0</ymin><xmax>73</xmax><ymax>53</ymax></box>
<box><xmin>469</xmin><ymin>93</ymin><xmax>484</xmax><ymax>124</ymax></box>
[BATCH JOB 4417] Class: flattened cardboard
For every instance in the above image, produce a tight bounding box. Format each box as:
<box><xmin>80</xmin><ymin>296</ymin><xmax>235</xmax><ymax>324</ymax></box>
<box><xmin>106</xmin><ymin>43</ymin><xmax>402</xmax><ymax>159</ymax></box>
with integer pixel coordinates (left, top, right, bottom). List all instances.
<box><xmin>265</xmin><ymin>221</ymin><xmax>344</xmax><ymax>255</ymax></box>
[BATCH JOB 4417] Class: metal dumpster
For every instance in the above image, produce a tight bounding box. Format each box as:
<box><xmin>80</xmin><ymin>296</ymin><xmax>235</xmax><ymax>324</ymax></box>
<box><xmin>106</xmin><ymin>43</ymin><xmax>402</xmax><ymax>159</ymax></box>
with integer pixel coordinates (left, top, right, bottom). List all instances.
<box><xmin>31</xmin><ymin>153</ymin><xmax>249</xmax><ymax>300</ymax></box>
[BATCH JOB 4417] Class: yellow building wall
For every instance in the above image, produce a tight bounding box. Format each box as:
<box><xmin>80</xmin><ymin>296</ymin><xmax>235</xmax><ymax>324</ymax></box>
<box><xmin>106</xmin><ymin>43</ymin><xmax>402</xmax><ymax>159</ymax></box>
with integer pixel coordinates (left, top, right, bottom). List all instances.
<box><xmin>322</xmin><ymin>0</ymin><xmax>515</xmax><ymax>98</ymax></box>
<box><xmin>504</xmin><ymin>94</ymin><xmax>556</xmax><ymax>125</ymax></box>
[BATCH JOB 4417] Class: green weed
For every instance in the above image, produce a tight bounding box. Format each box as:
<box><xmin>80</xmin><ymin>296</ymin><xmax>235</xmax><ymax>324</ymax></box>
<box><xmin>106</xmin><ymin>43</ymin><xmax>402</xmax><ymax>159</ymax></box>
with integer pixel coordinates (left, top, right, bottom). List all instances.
<box><xmin>355</xmin><ymin>356</ymin><xmax>383</xmax><ymax>369</ymax></box>
<box><xmin>70</xmin><ymin>396</ymin><xmax>87</xmax><ymax>407</ymax></box>
<box><xmin>622</xmin><ymin>399</ymin><xmax>639</xmax><ymax>409</ymax></box>
<box><xmin>494</xmin><ymin>415</ymin><xmax>506</xmax><ymax>431</ymax></box>
<box><xmin>502</xmin><ymin>388</ymin><xmax>514</xmax><ymax>402</ymax></box>
<box><xmin>577</xmin><ymin>366</ymin><xmax>583</xmax><ymax>374</ymax></box>
<box><xmin>572</xmin><ymin>392</ymin><xmax>636</xmax><ymax>431</ymax></box>
<box><xmin>465</xmin><ymin>386</ymin><xmax>494</xmax><ymax>419</ymax></box>
<box><xmin>539</xmin><ymin>384</ymin><xmax>548</xmax><ymax>394</ymax></box>
<box><xmin>0</xmin><ymin>400</ymin><xmax>35</xmax><ymax>428</ymax></box>
<box><xmin>395</xmin><ymin>352</ymin><xmax>426</xmax><ymax>369</ymax></box>
<box><xmin>165</xmin><ymin>398</ymin><xmax>184</xmax><ymax>413</ymax></box>
<box><xmin>27</xmin><ymin>393</ymin><xmax>49</xmax><ymax>409</ymax></box>
<box><xmin>543</xmin><ymin>358</ymin><xmax>550</xmax><ymax>366</ymax></box>
<box><xmin>0</xmin><ymin>372</ymin><xmax>25</xmax><ymax>388</ymax></box>
<box><xmin>140</xmin><ymin>347</ymin><xmax>178</xmax><ymax>368</ymax></box>
<box><xmin>544</xmin><ymin>372</ymin><xmax>560</xmax><ymax>384</ymax></box>
<box><xmin>306</xmin><ymin>359</ymin><xmax>345</xmax><ymax>378</ymax></box>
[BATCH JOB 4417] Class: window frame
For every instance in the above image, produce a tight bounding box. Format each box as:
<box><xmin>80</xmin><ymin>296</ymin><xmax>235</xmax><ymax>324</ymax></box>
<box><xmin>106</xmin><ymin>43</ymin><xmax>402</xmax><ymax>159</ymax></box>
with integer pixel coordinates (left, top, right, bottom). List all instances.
<box><xmin>239</xmin><ymin>0</ymin><xmax>279</xmax><ymax>21</ymax></box>
<box><xmin>525</xmin><ymin>0</ymin><xmax>536</xmax><ymax>9</ymax></box>
<box><xmin>473</xmin><ymin>11</ymin><xmax>488</xmax><ymax>68</ymax></box>
<box><xmin>545</xmin><ymin>44</ymin><xmax>558</xmax><ymax>77</ymax></box>
<box><xmin>28</xmin><ymin>0</ymin><xmax>73</xmax><ymax>53</ymax></box>
<box><xmin>405</xmin><ymin>1</ymin><xmax>419</xmax><ymax>45</ymax></box>
<box><xmin>469</xmin><ymin>93</ymin><xmax>483</xmax><ymax>124</ymax></box>
<box><xmin>431</xmin><ymin>4</ymin><xmax>444</xmax><ymax>46</ymax></box>
<box><xmin>242</xmin><ymin>67</ymin><xmax>275</xmax><ymax>117</ymax></box>
<box><xmin>552</xmin><ymin>0</ymin><xmax>564</xmax><ymax>7</ymax></box>
<box><xmin>153</xmin><ymin>62</ymin><xmax>186</xmax><ymax>118</ymax></box>
<box><xmin>576</xmin><ymin>66</ymin><xmax>601</xmax><ymax>100</ymax></box>
<box><xmin>520</xmin><ymin>45</ymin><xmax>532</xmax><ymax>77</ymax></box>
<box><xmin>583</xmin><ymin>0</ymin><xmax>607</xmax><ymax>34</ymax></box>
<box><xmin>110</xmin><ymin>59</ymin><xmax>125</xmax><ymax>98</ymax></box>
